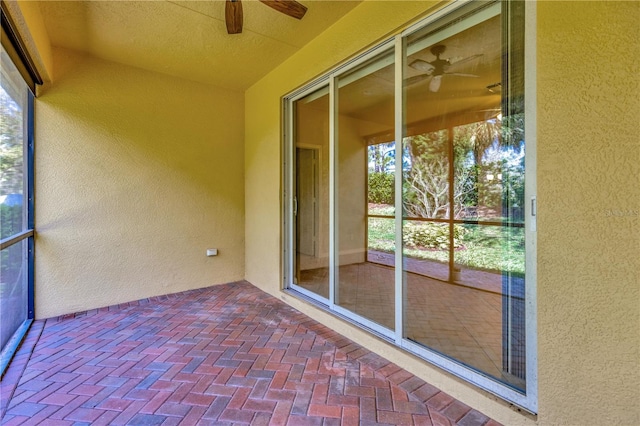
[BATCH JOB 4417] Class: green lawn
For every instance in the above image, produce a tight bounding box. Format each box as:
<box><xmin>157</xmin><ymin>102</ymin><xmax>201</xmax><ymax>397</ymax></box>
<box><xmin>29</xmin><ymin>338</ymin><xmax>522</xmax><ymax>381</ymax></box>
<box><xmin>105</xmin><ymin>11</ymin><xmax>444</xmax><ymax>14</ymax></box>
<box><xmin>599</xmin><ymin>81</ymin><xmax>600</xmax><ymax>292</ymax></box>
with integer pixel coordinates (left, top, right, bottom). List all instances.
<box><xmin>367</xmin><ymin>205</ymin><xmax>525</xmax><ymax>274</ymax></box>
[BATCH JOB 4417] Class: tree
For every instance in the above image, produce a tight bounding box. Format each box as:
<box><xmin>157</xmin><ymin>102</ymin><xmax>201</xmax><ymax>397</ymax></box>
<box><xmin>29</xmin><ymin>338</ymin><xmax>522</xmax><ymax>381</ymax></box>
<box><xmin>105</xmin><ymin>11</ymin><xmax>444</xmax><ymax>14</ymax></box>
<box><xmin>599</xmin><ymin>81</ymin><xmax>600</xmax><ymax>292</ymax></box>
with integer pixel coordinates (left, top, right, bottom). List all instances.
<box><xmin>402</xmin><ymin>131</ymin><xmax>475</xmax><ymax>219</ymax></box>
<box><xmin>1</xmin><ymin>87</ymin><xmax>25</xmax><ymax>241</ymax></box>
<box><xmin>401</xmin><ymin>110</ymin><xmax>525</xmax><ymax>221</ymax></box>
<box><xmin>0</xmin><ymin>88</ymin><xmax>24</xmax><ymax>196</ymax></box>
<box><xmin>368</xmin><ymin>141</ymin><xmax>395</xmax><ymax>173</ymax></box>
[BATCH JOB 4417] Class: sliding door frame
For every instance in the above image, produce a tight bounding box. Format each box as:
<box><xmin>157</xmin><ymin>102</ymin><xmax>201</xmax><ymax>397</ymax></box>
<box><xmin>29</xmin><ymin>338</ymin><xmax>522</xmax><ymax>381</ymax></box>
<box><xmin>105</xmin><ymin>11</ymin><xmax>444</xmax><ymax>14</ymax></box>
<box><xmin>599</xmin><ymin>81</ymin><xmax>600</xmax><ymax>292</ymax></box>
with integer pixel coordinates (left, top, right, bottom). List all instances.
<box><xmin>0</xmin><ymin>61</ymin><xmax>36</xmax><ymax>377</ymax></box>
<box><xmin>282</xmin><ymin>0</ymin><xmax>537</xmax><ymax>412</ymax></box>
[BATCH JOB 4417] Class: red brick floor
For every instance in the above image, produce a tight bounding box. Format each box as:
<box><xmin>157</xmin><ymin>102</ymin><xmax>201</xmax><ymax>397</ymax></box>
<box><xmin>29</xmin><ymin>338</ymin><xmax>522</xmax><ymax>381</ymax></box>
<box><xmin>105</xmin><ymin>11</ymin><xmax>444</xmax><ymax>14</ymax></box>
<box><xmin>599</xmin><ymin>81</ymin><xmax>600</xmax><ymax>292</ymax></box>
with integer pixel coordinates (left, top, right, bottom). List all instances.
<box><xmin>0</xmin><ymin>281</ymin><xmax>501</xmax><ymax>425</ymax></box>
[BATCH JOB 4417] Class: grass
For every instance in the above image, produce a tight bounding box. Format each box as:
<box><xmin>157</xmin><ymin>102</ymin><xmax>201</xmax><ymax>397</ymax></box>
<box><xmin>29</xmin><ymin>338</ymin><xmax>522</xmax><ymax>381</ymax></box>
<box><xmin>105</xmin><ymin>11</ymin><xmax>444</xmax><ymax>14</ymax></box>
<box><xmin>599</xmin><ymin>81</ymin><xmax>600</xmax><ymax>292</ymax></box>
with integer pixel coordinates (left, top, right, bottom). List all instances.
<box><xmin>369</xmin><ymin>204</ymin><xmax>395</xmax><ymax>216</ymax></box>
<box><xmin>367</xmin><ymin>204</ymin><xmax>525</xmax><ymax>274</ymax></box>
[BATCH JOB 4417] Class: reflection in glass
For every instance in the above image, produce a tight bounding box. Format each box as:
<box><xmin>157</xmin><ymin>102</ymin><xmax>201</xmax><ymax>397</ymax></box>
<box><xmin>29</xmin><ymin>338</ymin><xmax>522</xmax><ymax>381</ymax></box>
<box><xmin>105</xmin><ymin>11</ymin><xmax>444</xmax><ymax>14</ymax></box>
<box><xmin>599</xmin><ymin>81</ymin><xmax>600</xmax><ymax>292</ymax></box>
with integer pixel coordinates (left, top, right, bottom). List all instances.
<box><xmin>1</xmin><ymin>43</ymin><xmax>31</xmax><ymax>358</ymax></box>
<box><xmin>403</xmin><ymin>130</ymin><xmax>449</xmax><ymax>220</ymax></box>
<box><xmin>0</xmin><ymin>76</ymin><xmax>27</xmax><ymax>238</ymax></box>
<box><xmin>337</xmin><ymin>49</ymin><xmax>395</xmax><ymax>330</ymax></box>
<box><xmin>367</xmin><ymin>141</ymin><xmax>396</xmax><ymax>217</ymax></box>
<box><xmin>0</xmin><ymin>240</ymin><xmax>28</xmax><ymax>350</ymax></box>
<box><xmin>402</xmin><ymin>220</ymin><xmax>449</xmax><ymax>282</ymax></box>
<box><xmin>293</xmin><ymin>88</ymin><xmax>330</xmax><ymax>300</ymax></box>
<box><xmin>401</xmin><ymin>2</ymin><xmax>526</xmax><ymax>391</ymax></box>
<box><xmin>404</xmin><ymin>270</ymin><xmax>504</xmax><ymax>380</ymax></box>
<box><xmin>367</xmin><ymin>140</ymin><xmax>395</xmax><ymax>268</ymax></box>
<box><xmin>285</xmin><ymin>0</ymin><xmax>529</xmax><ymax>400</ymax></box>
<box><xmin>454</xmin><ymin>121</ymin><xmax>525</xmax><ymax>223</ymax></box>
<box><xmin>455</xmin><ymin>224</ymin><xmax>525</xmax><ymax>278</ymax></box>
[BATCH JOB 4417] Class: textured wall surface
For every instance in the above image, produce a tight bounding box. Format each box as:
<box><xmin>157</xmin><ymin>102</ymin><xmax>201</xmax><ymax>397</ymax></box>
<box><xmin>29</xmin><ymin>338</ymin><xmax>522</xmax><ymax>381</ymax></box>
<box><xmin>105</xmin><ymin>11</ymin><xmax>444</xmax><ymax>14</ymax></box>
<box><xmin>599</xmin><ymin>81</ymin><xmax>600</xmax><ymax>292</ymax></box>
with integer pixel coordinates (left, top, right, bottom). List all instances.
<box><xmin>35</xmin><ymin>48</ymin><xmax>245</xmax><ymax>319</ymax></box>
<box><xmin>537</xmin><ymin>1</ymin><xmax>639</xmax><ymax>425</ymax></box>
<box><xmin>7</xmin><ymin>0</ymin><xmax>53</xmax><ymax>82</ymax></box>
<box><xmin>245</xmin><ymin>0</ymin><xmax>639</xmax><ymax>425</ymax></box>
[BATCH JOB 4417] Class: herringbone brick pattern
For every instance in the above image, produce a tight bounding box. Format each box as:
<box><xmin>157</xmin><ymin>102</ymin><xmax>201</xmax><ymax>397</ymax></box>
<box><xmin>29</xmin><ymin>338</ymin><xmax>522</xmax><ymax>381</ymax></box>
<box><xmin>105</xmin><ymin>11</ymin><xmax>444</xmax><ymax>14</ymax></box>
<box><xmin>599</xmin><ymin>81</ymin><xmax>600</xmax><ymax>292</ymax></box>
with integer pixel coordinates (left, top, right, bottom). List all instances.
<box><xmin>1</xmin><ymin>281</ymin><xmax>500</xmax><ymax>425</ymax></box>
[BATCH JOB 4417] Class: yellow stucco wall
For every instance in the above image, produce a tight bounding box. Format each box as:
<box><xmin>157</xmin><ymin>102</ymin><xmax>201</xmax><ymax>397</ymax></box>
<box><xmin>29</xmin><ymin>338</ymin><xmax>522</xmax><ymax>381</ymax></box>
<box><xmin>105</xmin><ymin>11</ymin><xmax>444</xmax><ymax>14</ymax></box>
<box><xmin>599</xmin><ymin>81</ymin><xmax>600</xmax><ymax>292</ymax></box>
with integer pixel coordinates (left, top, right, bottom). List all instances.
<box><xmin>35</xmin><ymin>48</ymin><xmax>246</xmax><ymax>319</ymax></box>
<box><xmin>5</xmin><ymin>0</ymin><xmax>53</xmax><ymax>82</ymax></box>
<box><xmin>536</xmin><ymin>1</ymin><xmax>639</xmax><ymax>424</ymax></box>
<box><xmin>245</xmin><ymin>1</ymin><xmax>639</xmax><ymax>425</ymax></box>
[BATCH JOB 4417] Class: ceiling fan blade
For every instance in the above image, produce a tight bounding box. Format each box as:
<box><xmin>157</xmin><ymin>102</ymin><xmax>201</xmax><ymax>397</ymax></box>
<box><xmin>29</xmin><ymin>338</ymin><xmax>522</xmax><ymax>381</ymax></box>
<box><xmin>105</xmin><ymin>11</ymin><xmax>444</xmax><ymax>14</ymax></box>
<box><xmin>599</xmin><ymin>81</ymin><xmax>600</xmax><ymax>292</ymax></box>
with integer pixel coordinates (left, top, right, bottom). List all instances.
<box><xmin>404</xmin><ymin>74</ymin><xmax>431</xmax><ymax>86</ymax></box>
<box><xmin>225</xmin><ymin>0</ymin><xmax>243</xmax><ymax>34</ymax></box>
<box><xmin>409</xmin><ymin>59</ymin><xmax>435</xmax><ymax>74</ymax></box>
<box><xmin>448</xmin><ymin>73</ymin><xmax>479</xmax><ymax>78</ymax></box>
<box><xmin>448</xmin><ymin>53</ymin><xmax>483</xmax><ymax>69</ymax></box>
<box><xmin>429</xmin><ymin>75</ymin><xmax>442</xmax><ymax>92</ymax></box>
<box><xmin>259</xmin><ymin>0</ymin><xmax>307</xmax><ymax>20</ymax></box>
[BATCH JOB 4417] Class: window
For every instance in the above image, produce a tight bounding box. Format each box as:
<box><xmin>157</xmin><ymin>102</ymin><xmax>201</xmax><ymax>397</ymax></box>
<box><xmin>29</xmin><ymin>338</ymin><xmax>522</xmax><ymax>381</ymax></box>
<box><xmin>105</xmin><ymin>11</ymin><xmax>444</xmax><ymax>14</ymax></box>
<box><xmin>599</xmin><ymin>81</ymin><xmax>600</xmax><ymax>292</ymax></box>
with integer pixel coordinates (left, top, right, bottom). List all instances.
<box><xmin>0</xmin><ymin>10</ymin><xmax>37</xmax><ymax>374</ymax></box>
<box><xmin>284</xmin><ymin>0</ymin><xmax>535</xmax><ymax>410</ymax></box>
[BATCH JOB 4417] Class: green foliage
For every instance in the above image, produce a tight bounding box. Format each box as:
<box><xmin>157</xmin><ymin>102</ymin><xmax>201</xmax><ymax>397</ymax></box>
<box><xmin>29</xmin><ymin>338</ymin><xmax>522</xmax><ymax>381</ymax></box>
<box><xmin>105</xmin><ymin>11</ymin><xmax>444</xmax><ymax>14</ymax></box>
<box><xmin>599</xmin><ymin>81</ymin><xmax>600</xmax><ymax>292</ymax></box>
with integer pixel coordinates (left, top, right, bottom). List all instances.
<box><xmin>402</xmin><ymin>132</ymin><xmax>449</xmax><ymax>219</ymax></box>
<box><xmin>1</xmin><ymin>89</ymin><xmax>24</xmax><ymax>195</ymax></box>
<box><xmin>501</xmin><ymin>153</ymin><xmax>525</xmax><ymax>210</ymax></box>
<box><xmin>368</xmin><ymin>142</ymin><xmax>395</xmax><ymax>173</ymax></box>
<box><xmin>455</xmin><ymin>225</ymin><xmax>525</xmax><ymax>275</ymax></box>
<box><xmin>1</xmin><ymin>83</ymin><xmax>27</xmax><ymax>292</ymax></box>
<box><xmin>402</xmin><ymin>115</ymin><xmax>526</xmax><ymax>221</ymax></box>
<box><xmin>367</xmin><ymin>217</ymin><xmax>396</xmax><ymax>253</ymax></box>
<box><xmin>0</xmin><ymin>204</ymin><xmax>25</xmax><ymax>290</ymax></box>
<box><xmin>366</xmin><ymin>215</ymin><xmax>525</xmax><ymax>274</ymax></box>
<box><xmin>0</xmin><ymin>204</ymin><xmax>22</xmax><ymax>239</ymax></box>
<box><xmin>367</xmin><ymin>115</ymin><xmax>527</xmax><ymax>274</ymax></box>
<box><xmin>368</xmin><ymin>204</ymin><xmax>394</xmax><ymax>216</ymax></box>
<box><xmin>369</xmin><ymin>218</ymin><xmax>525</xmax><ymax>274</ymax></box>
<box><xmin>368</xmin><ymin>172</ymin><xmax>394</xmax><ymax>205</ymax></box>
<box><xmin>402</xmin><ymin>222</ymin><xmax>466</xmax><ymax>250</ymax></box>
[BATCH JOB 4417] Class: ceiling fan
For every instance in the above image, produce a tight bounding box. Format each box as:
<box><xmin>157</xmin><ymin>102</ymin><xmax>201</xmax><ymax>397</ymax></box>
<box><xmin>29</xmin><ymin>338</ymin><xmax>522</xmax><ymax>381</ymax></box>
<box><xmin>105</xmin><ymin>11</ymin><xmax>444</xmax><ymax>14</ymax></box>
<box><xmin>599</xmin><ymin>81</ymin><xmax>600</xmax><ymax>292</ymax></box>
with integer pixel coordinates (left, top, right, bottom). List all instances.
<box><xmin>406</xmin><ymin>45</ymin><xmax>482</xmax><ymax>92</ymax></box>
<box><xmin>226</xmin><ymin>0</ymin><xmax>307</xmax><ymax>34</ymax></box>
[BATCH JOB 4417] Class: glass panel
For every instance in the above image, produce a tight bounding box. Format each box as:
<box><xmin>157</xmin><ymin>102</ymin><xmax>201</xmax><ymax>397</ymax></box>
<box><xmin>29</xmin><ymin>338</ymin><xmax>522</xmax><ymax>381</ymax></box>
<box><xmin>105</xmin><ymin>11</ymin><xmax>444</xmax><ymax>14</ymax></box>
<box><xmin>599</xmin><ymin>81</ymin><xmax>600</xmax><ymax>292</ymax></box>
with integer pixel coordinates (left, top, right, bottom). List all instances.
<box><xmin>402</xmin><ymin>2</ymin><xmax>526</xmax><ymax>391</ymax></box>
<box><xmin>404</xmin><ymin>268</ymin><xmax>504</xmax><ymax>380</ymax></box>
<box><xmin>286</xmin><ymin>0</ymin><xmax>530</xmax><ymax>406</ymax></box>
<box><xmin>293</xmin><ymin>87</ymin><xmax>330</xmax><ymax>300</ymax></box>
<box><xmin>0</xmin><ymin>240</ymin><xmax>28</xmax><ymax>350</ymax></box>
<box><xmin>1</xmin><ymin>46</ymin><xmax>28</xmax><ymax>238</ymax></box>
<box><xmin>434</xmin><ymin>223</ymin><xmax>524</xmax><ymax>389</ymax></box>
<box><xmin>1</xmin><ymin>42</ymin><xmax>31</xmax><ymax>357</ymax></box>
<box><xmin>337</xmin><ymin>49</ymin><xmax>395</xmax><ymax>330</ymax></box>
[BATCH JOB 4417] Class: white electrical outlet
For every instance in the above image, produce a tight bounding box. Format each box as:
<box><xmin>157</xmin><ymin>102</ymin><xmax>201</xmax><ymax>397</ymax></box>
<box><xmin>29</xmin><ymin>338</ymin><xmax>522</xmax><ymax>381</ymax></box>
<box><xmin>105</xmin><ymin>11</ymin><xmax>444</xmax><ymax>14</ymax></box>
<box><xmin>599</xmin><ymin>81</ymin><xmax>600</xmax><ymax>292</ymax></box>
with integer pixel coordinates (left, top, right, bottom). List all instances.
<box><xmin>206</xmin><ymin>248</ymin><xmax>218</xmax><ymax>257</ymax></box>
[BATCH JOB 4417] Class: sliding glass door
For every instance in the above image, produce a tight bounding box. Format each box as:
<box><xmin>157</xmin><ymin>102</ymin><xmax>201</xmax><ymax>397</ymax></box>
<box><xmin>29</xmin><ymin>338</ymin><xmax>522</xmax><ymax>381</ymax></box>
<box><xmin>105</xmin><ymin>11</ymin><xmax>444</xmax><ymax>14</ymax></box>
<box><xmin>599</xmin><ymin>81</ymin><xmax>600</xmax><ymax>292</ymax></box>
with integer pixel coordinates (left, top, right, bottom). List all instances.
<box><xmin>335</xmin><ymin>49</ymin><xmax>396</xmax><ymax>332</ymax></box>
<box><xmin>291</xmin><ymin>86</ymin><xmax>330</xmax><ymax>301</ymax></box>
<box><xmin>0</xmin><ymin>41</ymin><xmax>35</xmax><ymax>374</ymax></box>
<box><xmin>401</xmin><ymin>0</ymin><xmax>526</xmax><ymax>390</ymax></box>
<box><xmin>284</xmin><ymin>0</ymin><xmax>534</xmax><ymax>411</ymax></box>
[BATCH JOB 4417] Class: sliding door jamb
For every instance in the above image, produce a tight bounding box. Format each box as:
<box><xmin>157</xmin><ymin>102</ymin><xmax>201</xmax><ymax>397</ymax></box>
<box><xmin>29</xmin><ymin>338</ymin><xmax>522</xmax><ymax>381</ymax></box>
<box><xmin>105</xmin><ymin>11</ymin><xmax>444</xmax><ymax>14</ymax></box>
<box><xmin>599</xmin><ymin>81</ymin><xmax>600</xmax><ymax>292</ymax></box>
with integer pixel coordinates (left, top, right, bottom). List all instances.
<box><xmin>393</xmin><ymin>34</ymin><xmax>404</xmax><ymax>345</ymax></box>
<box><xmin>329</xmin><ymin>75</ymin><xmax>337</xmax><ymax>308</ymax></box>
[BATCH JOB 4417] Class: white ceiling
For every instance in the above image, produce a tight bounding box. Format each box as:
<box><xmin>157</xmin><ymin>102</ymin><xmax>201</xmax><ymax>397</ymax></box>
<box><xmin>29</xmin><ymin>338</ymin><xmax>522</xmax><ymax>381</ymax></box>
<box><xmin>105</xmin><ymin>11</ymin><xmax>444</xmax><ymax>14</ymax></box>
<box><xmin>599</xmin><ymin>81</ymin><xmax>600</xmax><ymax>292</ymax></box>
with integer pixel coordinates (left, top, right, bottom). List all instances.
<box><xmin>37</xmin><ymin>0</ymin><xmax>362</xmax><ymax>91</ymax></box>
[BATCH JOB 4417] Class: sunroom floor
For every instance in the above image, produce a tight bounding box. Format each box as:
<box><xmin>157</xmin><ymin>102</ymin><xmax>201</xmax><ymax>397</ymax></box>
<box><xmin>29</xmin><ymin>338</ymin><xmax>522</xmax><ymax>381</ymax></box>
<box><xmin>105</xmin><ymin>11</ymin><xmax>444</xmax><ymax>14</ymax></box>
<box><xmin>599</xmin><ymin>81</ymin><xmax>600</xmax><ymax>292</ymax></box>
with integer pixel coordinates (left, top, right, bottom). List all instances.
<box><xmin>1</xmin><ymin>281</ymin><xmax>501</xmax><ymax>425</ymax></box>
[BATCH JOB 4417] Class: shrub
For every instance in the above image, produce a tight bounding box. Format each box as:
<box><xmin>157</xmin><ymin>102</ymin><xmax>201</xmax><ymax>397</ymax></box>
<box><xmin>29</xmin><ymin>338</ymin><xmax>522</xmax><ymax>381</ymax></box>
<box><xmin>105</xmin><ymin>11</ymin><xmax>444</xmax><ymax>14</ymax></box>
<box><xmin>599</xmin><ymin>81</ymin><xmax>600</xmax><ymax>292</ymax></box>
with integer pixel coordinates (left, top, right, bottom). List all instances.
<box><xmin>368</xmin><ymin>172</ymin><xmax>394</xmax><ymax>205</ymax></box>
<box><xmin>0</xmin><ymin>203</ymin><xmax>22</xmax><ymax>239</ymax></box>
<box><xmin>403</xmin><ymin>222</ymin><xmax>466</xmax><ymax>250</ymax></box>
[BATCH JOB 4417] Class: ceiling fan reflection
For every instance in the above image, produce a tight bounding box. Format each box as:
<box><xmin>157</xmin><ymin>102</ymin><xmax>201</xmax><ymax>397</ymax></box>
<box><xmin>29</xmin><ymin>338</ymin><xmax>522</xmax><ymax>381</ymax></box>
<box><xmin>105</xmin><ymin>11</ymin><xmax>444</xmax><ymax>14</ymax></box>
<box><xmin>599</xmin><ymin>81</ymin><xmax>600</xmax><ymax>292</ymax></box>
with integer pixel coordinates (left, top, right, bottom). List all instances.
<box><xmin>407</xmin><ymin>44</ymin><xmax>482</xmax><ymax>92</ymax></box>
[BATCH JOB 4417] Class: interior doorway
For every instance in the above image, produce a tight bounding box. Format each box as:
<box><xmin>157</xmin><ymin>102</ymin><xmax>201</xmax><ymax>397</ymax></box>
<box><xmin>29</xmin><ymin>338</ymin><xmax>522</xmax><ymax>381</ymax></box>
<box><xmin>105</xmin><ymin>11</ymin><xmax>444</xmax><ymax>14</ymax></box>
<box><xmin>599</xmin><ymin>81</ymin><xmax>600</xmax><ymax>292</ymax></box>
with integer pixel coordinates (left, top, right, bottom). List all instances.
<box><xmin>295</xmin><ymin>146</ymin><xmax>320</xmax><ymax>281</ymax></box>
